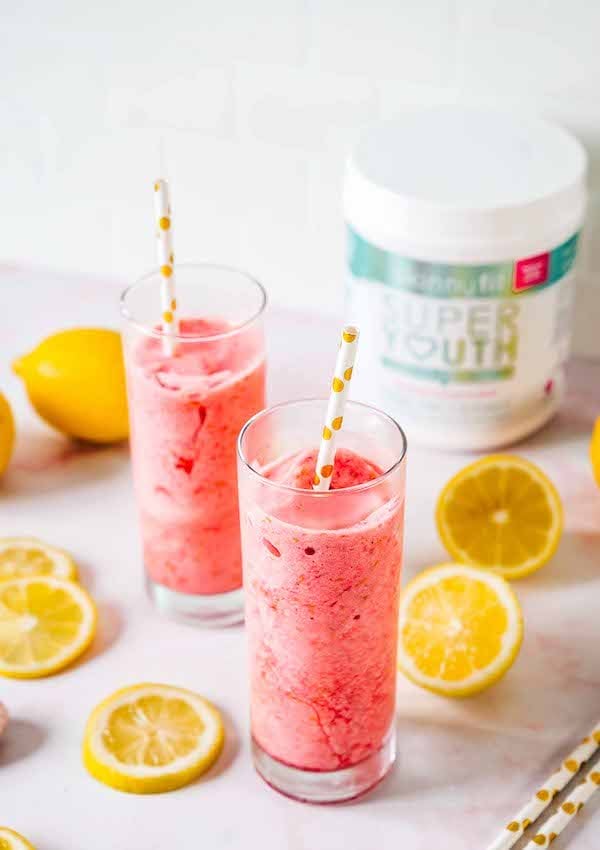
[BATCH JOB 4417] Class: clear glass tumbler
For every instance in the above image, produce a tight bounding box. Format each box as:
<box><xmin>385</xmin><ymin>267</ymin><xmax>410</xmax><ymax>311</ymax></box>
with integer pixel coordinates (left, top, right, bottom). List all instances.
<box><xmin>237</xmin><ymin>399</ymin><xmax>407</xmax><ymax>802</ymax></box>
<box><xmin>121</xmin><ymin>264</ymin><xmax>266</xmax><ymax>626</ymax></box>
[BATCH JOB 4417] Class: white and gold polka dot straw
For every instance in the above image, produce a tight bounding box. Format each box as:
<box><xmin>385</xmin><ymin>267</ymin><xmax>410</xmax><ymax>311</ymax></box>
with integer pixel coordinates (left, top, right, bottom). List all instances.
<box><xmin>486</xmin><ymin>720</ymin><xmax>600</xmax><ymax>850</ymax></box>
<box><xmin>523</xmin><ymin>763</ymin><xmax>600</xmax><ymax>848</ymax></box>
<box><xmin>153</xmin><ymin>178</ymin><xmax>178</xmax><ymax>355</ymax></box>
<box><xmin>313</xmin><ymin>325</ymin><xmax>359</xmax><ymax>492</ymax></box>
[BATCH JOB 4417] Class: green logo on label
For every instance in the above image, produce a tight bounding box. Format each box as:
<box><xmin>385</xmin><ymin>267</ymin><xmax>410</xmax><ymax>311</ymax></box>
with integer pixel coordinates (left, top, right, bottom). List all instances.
<box><xmin>348</xmin><ymin>229</ymin><xmax>579</xmax><ymax>298</ymax></box>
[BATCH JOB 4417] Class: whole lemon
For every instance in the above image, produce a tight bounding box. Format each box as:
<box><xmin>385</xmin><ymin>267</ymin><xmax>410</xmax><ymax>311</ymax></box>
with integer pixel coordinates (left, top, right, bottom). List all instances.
<box><xmin>13</xmin><ymin>329</ymin><xmax>129</xmax><ymax>444</ymax></box>
<box><xmin>591</xmin><ymin>416</ymin><xmax>600</xmax><ymax>487</ymax></box>
<box><xmin>0</xmin><ymin>392</ymin><xmax>15</xmax><ymax>475</ymax></box>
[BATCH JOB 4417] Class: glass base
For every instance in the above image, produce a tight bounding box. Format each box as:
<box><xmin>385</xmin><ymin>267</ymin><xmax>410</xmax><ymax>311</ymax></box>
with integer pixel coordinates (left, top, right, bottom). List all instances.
<box><xmin>252</xmin><ymin>726</ymin><xmax>396</xmax><ymax>803</ymax></box>
<box><xmin>145</xmin><ymin>576</ymin><xmax>244</xmax><ymax>627</ymax></box>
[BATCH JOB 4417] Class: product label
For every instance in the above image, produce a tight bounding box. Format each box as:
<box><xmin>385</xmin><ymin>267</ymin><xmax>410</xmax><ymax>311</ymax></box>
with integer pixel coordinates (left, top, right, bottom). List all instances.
<box><xmin>346</xmin><ymin>229</ymin><xmax>580</xmax><ymax>442</ymax></box>
<box><xmin>349</xmin><ymin>229</ymin><xmax>578</xmax><ymax>300</ymax></box>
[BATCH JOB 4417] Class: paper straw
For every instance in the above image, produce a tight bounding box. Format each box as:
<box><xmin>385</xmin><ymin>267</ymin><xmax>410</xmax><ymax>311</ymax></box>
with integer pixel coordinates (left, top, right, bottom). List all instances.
<box><xmin>153</xmin><ymin>178</ymin><xmax>178</xmax><ymax>355</ymax></box>
<box><xmin>486</xmin><ymin>720</ymin><xmax>600</xmax><ymax>850</ymax></box>
<box><xmin>523</xmin><ymin>764</ymin><xmax>600</xmax><ymax>848</ymax></box>
<box><xmin>313</xmin><ymin>325</ymin><xmax>359</xmax><ymax>491</ymax></box>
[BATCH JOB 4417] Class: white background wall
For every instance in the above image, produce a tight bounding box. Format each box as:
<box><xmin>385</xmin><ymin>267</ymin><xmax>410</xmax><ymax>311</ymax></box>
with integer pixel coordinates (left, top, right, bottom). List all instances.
<box><xmin>2</xmin><ymin>0</ymin><xmax>599</xmax><ymax>354</ymax></box>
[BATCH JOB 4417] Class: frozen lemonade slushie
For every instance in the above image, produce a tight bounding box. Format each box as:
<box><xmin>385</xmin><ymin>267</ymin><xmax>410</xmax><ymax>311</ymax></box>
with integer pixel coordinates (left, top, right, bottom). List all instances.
<box><xmin>238</xmin><ymin>401</ymin><xmax>406</xmax><ymax>801</ymax></box>
<box><xmin>122</xmin><ymin>265</ymin><xmax>266</xmax><ymax>625</ymax></box>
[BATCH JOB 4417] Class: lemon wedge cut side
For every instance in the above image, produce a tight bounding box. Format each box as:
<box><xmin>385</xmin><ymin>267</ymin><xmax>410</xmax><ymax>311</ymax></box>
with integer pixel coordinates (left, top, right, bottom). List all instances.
<box><xmin>0</xmin><ymin>576</ymin><xmax>96</xmax><ymax>678</ymax></box>
<box><xmin>436</xmin><ymin>454</ymin><xmax>563</xmax><ymax>579</ymax></box>
<box><xmin>0</xmin><ymin>828</ymin><xmax>36</xmax><ymax>850</ymax></box>
<box><xmin>83</xmin><ymin>683</ymin><xmax>225</xmax><ymax>794</ymax></box>
<box><xmin>398</xmin><ymin>563</ymin><xmax>523</xmax><ymax>697</ymax></box>
<box><xmin>0</xmin><ymin>537</ymin><xmax>77</xmax><ymax>582</ymax></box>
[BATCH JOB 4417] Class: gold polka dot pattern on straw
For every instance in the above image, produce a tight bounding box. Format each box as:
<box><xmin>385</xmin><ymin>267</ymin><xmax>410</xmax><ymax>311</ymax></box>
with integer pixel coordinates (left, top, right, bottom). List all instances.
<box><xmin>153</xmin><ymin>178</ymin><xmax>178</xmax><ymax>355</ymax></box>
<box><xmin>312</xmin><ymin>325</ymin><xmax>359</xmax><ymax>492</ymax></box>
<box><xmin>485</xmin><ymin>720</ymin><xmax>600</xmax><ymax>850</ymax></box>
<box><xmin>521</xmin><ymin>761</ymin><xmax>600</xmax><ymax>850</ymax></box>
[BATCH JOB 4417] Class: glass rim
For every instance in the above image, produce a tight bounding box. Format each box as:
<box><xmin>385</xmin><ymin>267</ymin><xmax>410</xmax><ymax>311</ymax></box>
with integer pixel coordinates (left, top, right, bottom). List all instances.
<box><xmin>119</xmin><ymin>262</ymin><xmax>267</xmax><ymax>342</ymax></box>
<box><xmin>237</xmin><ymin>398</ymin><xmax>407</xmax><ymax>497</ymax></box>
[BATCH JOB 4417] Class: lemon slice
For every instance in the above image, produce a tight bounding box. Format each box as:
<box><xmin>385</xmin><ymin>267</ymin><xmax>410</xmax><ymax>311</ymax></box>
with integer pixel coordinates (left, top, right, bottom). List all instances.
<box><xmin>0</xmin><ymin>828</ymin><xmax>36</xmax><ymax>850</ymax></box>
<box><xmin>0</xmin><ymin>576</ymin><xmax>96</xmax><ymax>678</ymax></box>
<box><xmin>0</xmin><ymin>537</ymin><xmax>77</xmax><ymax>582</ymax></box>
<box><xmin>83</xmin><ymin>683</ymin><xmax>225</xmax><ymax>794</ymax></box>
<box><xmin>398</xmin><ymin>563</ymin><xmax>523</xmax><ymax>697</ymax></box>
<box><xmin>436</xmin><ymin>454</ymin><xmax>563</xmax><ymax>579</ymax></box>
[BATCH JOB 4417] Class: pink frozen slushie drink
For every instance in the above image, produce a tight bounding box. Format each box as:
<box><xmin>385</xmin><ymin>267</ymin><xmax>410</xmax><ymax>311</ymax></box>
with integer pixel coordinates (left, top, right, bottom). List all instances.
<box><xmin>238</xmin><ymin>401</ymin><xmax>406</xmax><ymax>801</ymax></box>
<box><xmin>122</xmin><ymin>265</ymin><xmax>266</xmax><ymax>625</ymax></box>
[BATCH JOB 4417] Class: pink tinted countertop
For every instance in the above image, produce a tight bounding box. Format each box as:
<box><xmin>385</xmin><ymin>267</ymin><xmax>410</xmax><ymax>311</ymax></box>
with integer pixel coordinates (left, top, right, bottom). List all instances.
<box><xmin>1</xmin><ymin>265</ymin><xmax>599</xmax><ymax>850</ymax></box>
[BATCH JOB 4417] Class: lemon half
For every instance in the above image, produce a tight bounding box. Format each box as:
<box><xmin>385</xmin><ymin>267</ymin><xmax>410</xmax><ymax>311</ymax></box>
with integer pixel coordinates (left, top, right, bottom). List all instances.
<box><xmin>0</xmin><ymin>828</ymin><xmax>36</xmax><ymax>850</ymax></box>
<box><xmin>0</xmin><ymin>576</ymin><xmax>96</xmax><ymax>678</ymax></box>
<box><xmin>398</xmin><ymin>563</ymin><xmax>523</xmax><ymax>697</ymax></box>
<box><xmin>436</xmin><ymin>454</ymin><xmax>563</xmax><ymax>579</ymax></box>
<box><xmin>0</xmin><ymin>537</ymin><xmax>77</xmax><ymax>582</ymax></box>
<box><xmin>83</xmin><ymin>683</ymin><xmax>224</xmax><ymax>794</ymax></box>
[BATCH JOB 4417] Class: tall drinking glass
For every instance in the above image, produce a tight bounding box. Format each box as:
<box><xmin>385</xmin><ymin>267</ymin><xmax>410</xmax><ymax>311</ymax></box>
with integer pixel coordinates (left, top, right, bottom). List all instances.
<box><xmin>237</xmin><ymin>399</ymin><xmax>406</xmax><ymax>802</ymax></box>
<box><xmin>121</xmin><ymin>264</ymin><xmax>266</xmax><ymax>626</ymax></box>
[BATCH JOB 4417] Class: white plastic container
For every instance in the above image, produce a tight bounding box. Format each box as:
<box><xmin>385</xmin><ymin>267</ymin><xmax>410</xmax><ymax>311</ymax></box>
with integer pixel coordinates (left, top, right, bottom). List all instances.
<box><xmin>344</xmin><ymin>108</ymin><xmax>587</xmax><ymax>450</ymax></box>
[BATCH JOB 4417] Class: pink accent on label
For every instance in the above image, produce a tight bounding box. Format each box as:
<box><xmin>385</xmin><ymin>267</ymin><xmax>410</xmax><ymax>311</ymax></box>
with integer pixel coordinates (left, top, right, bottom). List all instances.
<box><xmin>514</xmin><ymin>252</ymin><xmax>550</xmax><ymax>291</ymax></box>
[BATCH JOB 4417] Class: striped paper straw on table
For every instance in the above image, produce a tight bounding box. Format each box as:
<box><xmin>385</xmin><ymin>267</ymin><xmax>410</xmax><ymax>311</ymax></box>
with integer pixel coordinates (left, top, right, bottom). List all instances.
<box><xmin>486</xmin><ymin>720</ymin><xmax>600</xmax><ymax>850</ymax></box>
<box><xmin>313</xmin><ymin>325</ymin><xmax>359</xmax><ymax>492</ymax></box>
<box><xmin>153</xmin><ymin>178</ymin><xmax>178</xmax><ymax>355</ymax></box>
<box><xmin>523</xmin><ymin>764</ymin><xmax>600</xmax><ymax>848</ymax></box>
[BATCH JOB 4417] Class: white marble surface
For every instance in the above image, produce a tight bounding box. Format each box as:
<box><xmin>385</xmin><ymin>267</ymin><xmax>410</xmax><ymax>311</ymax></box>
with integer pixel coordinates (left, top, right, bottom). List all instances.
<box><xmin>1</xmin><ymin>265</ymin><xmax>600</xmax><ymax>849</ymax></box>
